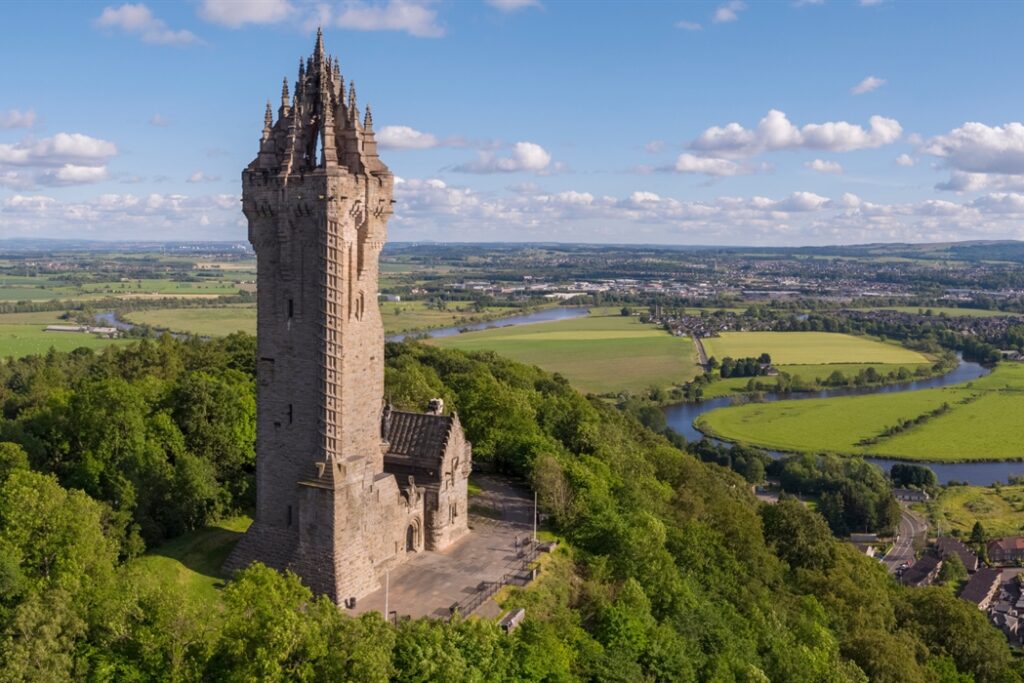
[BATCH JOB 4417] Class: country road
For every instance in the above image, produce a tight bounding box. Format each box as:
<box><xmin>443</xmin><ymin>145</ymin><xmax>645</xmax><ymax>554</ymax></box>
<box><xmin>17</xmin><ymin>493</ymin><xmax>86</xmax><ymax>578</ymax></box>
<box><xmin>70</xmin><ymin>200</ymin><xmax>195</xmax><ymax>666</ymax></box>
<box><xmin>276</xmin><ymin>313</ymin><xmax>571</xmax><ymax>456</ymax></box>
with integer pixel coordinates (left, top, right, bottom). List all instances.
<box><xmin>883</xmin><ymin>505</ymin><xmax>928</xmax><ymax>574</ymax></box>
<box><xmin>692</xmin><ymin>335</ymin><xmax>709</xmax><ymax>371</ymax></box>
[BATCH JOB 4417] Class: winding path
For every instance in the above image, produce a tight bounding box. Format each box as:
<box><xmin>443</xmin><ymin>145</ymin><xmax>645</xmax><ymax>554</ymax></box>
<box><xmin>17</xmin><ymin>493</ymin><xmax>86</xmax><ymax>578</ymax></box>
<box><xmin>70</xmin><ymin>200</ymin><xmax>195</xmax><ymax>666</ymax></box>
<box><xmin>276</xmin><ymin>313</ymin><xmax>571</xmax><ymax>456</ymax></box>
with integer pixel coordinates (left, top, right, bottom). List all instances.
<box><xmin>883</xmin><ymin>505</ymin><xmax>928</xmax><ymax>574</ymax></box>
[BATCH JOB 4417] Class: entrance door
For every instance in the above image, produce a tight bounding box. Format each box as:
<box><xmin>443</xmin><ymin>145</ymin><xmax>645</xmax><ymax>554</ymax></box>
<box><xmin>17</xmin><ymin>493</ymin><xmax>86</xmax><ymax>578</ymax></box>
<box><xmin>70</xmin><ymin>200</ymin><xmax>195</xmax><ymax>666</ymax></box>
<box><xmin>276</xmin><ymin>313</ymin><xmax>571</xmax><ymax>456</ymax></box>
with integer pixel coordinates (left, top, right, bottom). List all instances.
<box><xmin>406</xmin><ymin>524</ymin><xmax>417</xmax><ymax>552</ymax></box>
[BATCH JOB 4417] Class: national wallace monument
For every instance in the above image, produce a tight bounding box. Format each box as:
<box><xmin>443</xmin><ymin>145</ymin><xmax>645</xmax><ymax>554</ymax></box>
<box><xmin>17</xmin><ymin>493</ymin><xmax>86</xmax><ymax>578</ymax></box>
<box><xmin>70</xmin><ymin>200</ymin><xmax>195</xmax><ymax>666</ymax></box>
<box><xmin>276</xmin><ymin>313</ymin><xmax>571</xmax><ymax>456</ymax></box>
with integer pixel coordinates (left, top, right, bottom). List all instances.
<box><xmin>225</xmin><ymin>30</ymin><xmax>472</xmax><ymax>605</ymax></box>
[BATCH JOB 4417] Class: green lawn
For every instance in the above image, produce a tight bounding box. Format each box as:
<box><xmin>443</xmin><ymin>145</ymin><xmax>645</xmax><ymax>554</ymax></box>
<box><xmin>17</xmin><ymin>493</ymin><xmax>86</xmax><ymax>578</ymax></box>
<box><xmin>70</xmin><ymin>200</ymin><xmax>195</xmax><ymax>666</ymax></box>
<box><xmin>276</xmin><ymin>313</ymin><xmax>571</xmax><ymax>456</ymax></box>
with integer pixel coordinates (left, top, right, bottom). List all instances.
<box><xmin>702</xmin><ymin>331</ymin><xmax>930</xmax><ymax>365</ymax></box>
<box><xmin>430</xmin><ymin>314</ymin><xmax>700</xmax><ymax>394</ymax></box>
<box><xmin>131</xmin><ymin>516</ymin><xmax>252</xmax><ymax>604</ymax></box>
<box><xmin>700</xmin><ymin>361</ymin><xmax>935</xmax><ymax>398</ymax></box>
<box><xmin>0</xmin><ymin>311</ymin><xmax>132</xmax><ymax>357</ymax></box>
<box><xmin>698</xmin><ymin>363</ymin><xmax>1024</xmax><ymax>462</ymax></box>
<box><xmin>930</xmin><ymin>486</ymin><xmax>1024</xmax><ymax>538</ymax></box>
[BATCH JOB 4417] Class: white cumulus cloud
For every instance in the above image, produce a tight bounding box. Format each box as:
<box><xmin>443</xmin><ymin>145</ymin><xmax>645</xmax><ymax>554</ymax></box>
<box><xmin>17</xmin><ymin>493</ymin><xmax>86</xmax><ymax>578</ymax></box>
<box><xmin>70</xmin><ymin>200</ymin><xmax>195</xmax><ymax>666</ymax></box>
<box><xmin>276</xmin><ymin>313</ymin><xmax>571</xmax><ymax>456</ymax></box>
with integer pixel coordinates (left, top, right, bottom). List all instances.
<box><xmin>198</xmin><ymin>0</ymin><xmax>294</xmax><ymax>27</ymax></box>
<box><xmin>673</xmin><ymin>153</ymin><xmax>746</xmax><ymax>176</ymax></box>
<box><xmin>0</xmin><ymin>109</ymin><xmax>36</xmax><ymax>129</ymax></box>
<box><xmin>335</xmin><ymin>0</ymin><xmax>444</xmax><ymax>38</ymax></box>
<box><xmin>805</xmin><ymin>159</ymin><xmax>843</xmax><ymax>174</ymax></box>
<box><xmin>895</xmin><ymin>153</ymin><xmax>915</xmax><ymax>167</ymax></box>
<box><xmin>454</xmin><ymin>141</ymin><xmax>552</xmax><ymax>174</ymax></box>
<box><xmin>713</xmin><ymin>1</ymin><xmax>746</xmax><ymax>23</ymax></box>
<box><xmin>690</xmin><ymin>109</ymin><xmax>902</xmax><ymax>158</ymax></box>
<box><xmin>486</xmin><ymin>0</ymin><xmax>541</xmax><ymax>12</ymax></box>
<box><xmin>377</xmin><ymin>125</ymin><xmax>439</xmax><ymax>150</ymax></box>
<box><xmin>95</xmin><ymin>4</ymin><xmax>198</xmax><ymax>44</ymax></box>
<box><xmin>851</xmin><ymin>75</ymin><xmax>886</xmax><ymax>95</ymax></box>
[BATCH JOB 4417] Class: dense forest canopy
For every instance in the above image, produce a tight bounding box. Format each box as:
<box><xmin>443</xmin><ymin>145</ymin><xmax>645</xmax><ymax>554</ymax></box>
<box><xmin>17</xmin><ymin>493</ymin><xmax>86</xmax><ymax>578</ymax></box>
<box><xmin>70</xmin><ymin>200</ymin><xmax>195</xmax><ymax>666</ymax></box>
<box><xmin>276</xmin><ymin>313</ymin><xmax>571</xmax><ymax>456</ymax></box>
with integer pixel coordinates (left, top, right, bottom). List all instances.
<box><xmin>0</xmin><ymin>336</ymin><xmax>1018</xmax><ymax>680</ymax></box>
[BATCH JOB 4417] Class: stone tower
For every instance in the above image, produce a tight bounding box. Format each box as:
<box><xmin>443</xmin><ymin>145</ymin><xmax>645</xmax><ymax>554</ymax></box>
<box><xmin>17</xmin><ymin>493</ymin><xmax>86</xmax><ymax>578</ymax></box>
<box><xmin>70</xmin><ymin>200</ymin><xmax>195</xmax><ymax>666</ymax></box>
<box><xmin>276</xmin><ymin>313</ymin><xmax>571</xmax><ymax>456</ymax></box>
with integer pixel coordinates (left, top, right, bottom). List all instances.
<box><xmin>226</xmin><ymin>30</ymin><xmax>472</xmax><ymax>605</ymax></box>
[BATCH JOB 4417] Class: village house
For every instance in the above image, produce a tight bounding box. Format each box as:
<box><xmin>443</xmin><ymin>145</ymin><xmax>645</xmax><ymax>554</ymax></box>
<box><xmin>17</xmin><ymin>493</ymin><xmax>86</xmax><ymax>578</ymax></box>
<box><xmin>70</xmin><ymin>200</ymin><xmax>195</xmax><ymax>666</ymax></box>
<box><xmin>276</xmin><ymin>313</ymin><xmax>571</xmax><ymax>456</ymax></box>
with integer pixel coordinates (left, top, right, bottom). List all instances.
<box><xmin>936</xmin><ymin>536</ymin><xmax>980</xmax><ymax>573</ymax></box>
<box><xmin>892</xmin><ymin>488</ymin><xmax>930</xmax><ymax>503</ymax></box>
<box><xmin>987</xmin><ymin>537</ymin><xmax>1024</xmax><ymax>566</ymax></box>
<box><xmin>900</xmin><ymin>554</ymin><xmax>942</xmax><ymax>587</ymax></box>
<box><xmin>960</xmin><ymin>568</ymin><xmax>1003</xmax><ymax>610</ymax></box>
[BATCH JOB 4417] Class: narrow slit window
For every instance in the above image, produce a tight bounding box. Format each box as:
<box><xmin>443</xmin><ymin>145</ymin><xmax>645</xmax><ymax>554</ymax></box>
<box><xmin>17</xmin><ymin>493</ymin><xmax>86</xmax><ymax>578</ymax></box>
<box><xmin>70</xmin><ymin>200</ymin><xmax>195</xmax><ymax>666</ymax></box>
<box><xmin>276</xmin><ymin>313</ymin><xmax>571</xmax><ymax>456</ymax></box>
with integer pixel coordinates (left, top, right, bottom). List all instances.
<box><xmin>287</xmin><ymin>505</ymin><xmax>293</xmax><ymax>526</ymax></box>
<box><xmin>288</xmin><ymin>404</ymin><xmax>293</xmax><ymax>424</ymax></box>
<box><xmin>288</xmin><ymin>298</ymin><xmax>294</xmax><ymax>319</ymax></box>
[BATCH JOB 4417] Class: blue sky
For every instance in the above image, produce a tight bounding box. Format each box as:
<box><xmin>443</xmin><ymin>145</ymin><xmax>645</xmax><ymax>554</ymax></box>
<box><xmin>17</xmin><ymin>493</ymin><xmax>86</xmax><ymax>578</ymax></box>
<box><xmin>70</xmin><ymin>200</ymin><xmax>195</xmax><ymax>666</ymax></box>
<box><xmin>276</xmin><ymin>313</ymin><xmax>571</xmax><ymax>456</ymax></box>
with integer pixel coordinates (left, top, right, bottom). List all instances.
<box><xmin>3</xmin><ymin>0</ymin><xmax>1024</xmax><ymax>245</ymax></box>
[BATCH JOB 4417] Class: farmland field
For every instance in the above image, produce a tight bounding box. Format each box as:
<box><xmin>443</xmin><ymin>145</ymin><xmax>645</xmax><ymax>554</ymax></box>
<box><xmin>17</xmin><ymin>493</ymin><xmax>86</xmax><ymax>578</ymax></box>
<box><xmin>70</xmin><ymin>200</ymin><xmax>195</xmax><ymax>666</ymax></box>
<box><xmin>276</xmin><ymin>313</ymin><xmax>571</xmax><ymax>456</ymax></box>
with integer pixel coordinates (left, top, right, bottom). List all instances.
<box><xmin>430</xmin><ymin>314</ymin><xmax>699</xmax><ymax>394</ymax></box>
<box><xmin>869</xmin><ymin>306</ymin><xmax>1015</xmax><ymax>318</ymax></box>
<box><xmin>926</xmin><ymin>485</ymin><xmax>1024</xmax><ymax>539</ymax></box>
<box><xmin>123</xmin><ymin>301</ymin><xmax>523</xmax><ymax>337</ymax></box>
<box><xmin>0</xmin><ymin>311</ymin><xmax>133</xmax><ymax>357</ymax></box>
<box><xmin>700</xmin><ymin>360</ymin><xmax>936</xmax><ymax>398</ymax></box>
<box><xmin>701</xmin><ymin>331</ymin><xmax>931</xmax><ymax>365</ymax></box>
<box><xmin>125</xmin><ymin>306</ymin><xmax>256</xmax><ymax>337</ymax></box>
<box><xmin>698</xmin><ymin>363</ymin><xmax>1024</xmax><ymax>462</ymax></box>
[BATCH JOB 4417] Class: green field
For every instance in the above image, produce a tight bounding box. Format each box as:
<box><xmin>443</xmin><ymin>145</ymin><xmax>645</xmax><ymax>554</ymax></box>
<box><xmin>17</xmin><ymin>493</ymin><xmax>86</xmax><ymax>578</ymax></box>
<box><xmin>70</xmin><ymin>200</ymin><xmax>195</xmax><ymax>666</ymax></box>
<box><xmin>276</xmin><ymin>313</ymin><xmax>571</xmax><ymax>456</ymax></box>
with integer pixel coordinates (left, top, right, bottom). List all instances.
<box><xmin>702</xmin><ymin>331</ymin><xmax>931</xmax><ymax>365</ymax></box>
<box><xmin>0</xmin><ymin>311</ymin><xmax>132</xmax><ymax>357</ymax></box>
<box><xmin>430</xmin><ymin>314</ymin><xmax>699</xmax><ymax>394</ymax></box>
<box><xmin>123</xmin><ymin>301</ymin><xmax>526</xmax><ymax>337</ymax></box>
<box><xmin>131</xmin><ymin>516</ymin><xmax>251</xmax><ymax>604</ymax></box>
<box><xmin>700</xmin><ymin>361</ymin><xmax>935</xmax><ymax>398</ymax></box>
<box><xmin>125</xmin><ymin>306</ymin><xmax>257</xmax><ymax>337</ymax></box>
<box><xmin>869</xmin><ymin>306</ymin><xmax>1015</xmax><ymax>319</ymax></box>
<box><xmin>927</xmin><ymin>485</ymin><xmax>1024</xmax><ymax>539</ymax></box>
<box><xmin>698</xmin><ymin>363</ymin><xmax>1024</xmax><ymax>462</ymax></box>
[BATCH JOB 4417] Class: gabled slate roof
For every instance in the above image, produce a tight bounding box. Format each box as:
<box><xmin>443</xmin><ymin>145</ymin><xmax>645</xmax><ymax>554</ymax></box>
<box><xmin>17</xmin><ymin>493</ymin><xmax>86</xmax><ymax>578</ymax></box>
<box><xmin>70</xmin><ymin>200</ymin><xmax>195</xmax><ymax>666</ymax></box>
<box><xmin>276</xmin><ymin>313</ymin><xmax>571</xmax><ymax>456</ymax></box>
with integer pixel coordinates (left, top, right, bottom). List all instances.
<box><xmin>384</xmin><ymin>410</ymin><xmax>453</xmax><ymax>463</ymax></box>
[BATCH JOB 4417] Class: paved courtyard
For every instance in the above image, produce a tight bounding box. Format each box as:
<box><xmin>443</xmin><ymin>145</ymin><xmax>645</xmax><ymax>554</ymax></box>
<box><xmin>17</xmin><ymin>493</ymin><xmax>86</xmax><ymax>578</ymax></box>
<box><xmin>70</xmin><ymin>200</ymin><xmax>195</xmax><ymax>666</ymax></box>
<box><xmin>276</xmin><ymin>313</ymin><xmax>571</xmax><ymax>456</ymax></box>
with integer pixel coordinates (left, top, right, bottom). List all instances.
<box><xmin>350</xmin><ymin>475</ymin><xmax>535</xmax><ymax>620</ymax></box>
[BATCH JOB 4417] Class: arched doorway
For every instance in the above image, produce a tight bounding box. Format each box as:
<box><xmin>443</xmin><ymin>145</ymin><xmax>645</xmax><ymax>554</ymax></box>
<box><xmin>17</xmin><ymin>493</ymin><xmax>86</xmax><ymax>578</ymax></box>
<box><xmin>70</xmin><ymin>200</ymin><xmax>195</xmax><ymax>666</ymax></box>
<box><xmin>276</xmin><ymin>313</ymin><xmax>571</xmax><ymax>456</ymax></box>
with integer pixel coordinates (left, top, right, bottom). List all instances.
<box><xmin>406</xmin><ymin>519</ymin><xmax>421</xmax><ymax>552</ymax></box>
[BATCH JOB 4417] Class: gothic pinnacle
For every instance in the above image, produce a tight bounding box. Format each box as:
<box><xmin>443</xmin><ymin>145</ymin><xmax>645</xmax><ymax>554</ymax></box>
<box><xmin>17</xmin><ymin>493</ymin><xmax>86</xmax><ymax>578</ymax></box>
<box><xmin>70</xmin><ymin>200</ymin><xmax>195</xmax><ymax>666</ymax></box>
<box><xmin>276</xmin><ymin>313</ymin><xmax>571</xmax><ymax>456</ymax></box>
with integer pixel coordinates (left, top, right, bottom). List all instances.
<box><xmin>264</xmin><ymin>101</ymin><xmax>273</xmax><ymax>128</ymax></box>
<box><xmin>315</xmin><ymin>26</ymin><xmax>324</xmax><ymax>58</ymax></box>
<box><xmin>363</xmin><ymin>105</ymin><xmax>373</xmax><ymax>130</ymax></box>
<box><xmin>347</xmin><ymin>82</ymin><xmax>357</xmax><ymax>120</ymax></box>
<box><xmin>281</xmin><ymin>77</ymin><xmax>290</xmax><ymax>106</ymax></box>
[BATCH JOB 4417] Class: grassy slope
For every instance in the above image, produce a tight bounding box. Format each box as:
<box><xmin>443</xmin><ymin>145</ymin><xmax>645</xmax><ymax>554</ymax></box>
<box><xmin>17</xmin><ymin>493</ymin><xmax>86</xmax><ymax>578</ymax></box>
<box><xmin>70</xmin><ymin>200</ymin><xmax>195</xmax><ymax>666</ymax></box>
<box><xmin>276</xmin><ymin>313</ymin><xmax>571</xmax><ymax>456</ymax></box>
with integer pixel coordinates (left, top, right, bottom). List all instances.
<box><xmin>702</xmin><ymin>331</ymin><xmax>930</xmax><ymax>365</ymax></box>
<box><xmin>930</xmin><ymin>486</ymin><xmax>1024</xmax><ymax>538</ymax></box>
<box><xmin>431</xmin><ymin>314</ymin><xmax>699</xmax><ymax>394</ymax></box>
<box><xmin>698</xmin><ymin>363</ymin><xmax>1024</xmax><ymax>462</ymax></box>
<box><xmin>131</xmin><ymin>516</ymin><xmax>252</xmax><ymax>604</ymax></box>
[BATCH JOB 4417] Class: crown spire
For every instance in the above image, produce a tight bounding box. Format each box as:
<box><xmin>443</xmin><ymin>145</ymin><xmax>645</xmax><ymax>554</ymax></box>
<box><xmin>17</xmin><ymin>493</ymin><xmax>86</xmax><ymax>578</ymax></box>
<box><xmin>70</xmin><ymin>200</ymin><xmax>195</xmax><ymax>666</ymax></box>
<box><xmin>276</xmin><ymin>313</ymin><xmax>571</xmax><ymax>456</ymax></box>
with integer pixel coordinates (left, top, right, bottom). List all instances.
<box><xmin>347</xmin><ymin>82</ymin><xmax>357</xmax><ymax>123</ymax></box>
<box><xmin>315</xmin><ymin>26</ymin><xmax>324</xmax><ymax>59</ymax></box>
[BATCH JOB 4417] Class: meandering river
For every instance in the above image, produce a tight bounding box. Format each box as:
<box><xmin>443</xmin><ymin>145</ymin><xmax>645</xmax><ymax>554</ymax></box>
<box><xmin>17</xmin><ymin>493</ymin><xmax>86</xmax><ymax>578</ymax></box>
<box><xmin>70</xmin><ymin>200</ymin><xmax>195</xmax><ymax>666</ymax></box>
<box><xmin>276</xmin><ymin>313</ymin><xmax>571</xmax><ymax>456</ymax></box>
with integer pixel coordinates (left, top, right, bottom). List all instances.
<box><xmin>662</xmin><ymin>359</ymin><xmax>1024</xmax><ymax>485</ymax></box>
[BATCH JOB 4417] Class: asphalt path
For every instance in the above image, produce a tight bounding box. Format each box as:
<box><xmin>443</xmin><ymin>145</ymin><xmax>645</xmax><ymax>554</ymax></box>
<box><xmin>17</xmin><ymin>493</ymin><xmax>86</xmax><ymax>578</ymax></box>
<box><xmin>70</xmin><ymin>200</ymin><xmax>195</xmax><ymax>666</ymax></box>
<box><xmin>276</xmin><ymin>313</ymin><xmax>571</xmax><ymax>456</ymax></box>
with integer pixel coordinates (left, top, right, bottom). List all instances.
<box><xmin>883</xmin><ymin>505</ymin><xmax>928</xmax><ymax>574</ymax></box>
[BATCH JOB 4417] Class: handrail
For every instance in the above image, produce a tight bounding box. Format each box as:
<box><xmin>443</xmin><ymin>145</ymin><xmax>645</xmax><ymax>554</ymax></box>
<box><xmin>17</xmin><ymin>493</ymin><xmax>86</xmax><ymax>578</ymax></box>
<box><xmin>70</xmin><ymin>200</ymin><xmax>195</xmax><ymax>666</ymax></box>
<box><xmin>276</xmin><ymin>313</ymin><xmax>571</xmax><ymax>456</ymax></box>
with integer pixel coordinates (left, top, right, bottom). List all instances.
<box><xmin>448</xmin><ymin>544</ymin><xmax>543</xmax><ymax>619</ymax></box>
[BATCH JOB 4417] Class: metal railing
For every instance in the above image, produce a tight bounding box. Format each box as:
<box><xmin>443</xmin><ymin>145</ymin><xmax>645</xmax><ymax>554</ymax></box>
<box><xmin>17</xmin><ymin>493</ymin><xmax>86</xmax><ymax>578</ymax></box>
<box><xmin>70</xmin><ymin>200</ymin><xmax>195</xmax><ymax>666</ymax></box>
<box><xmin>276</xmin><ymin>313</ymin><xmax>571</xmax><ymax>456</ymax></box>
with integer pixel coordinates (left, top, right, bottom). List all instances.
<box><xmin>448</xmin><ymin>544</ymin><xmax>541</xmax><ymax>619</ymax></box>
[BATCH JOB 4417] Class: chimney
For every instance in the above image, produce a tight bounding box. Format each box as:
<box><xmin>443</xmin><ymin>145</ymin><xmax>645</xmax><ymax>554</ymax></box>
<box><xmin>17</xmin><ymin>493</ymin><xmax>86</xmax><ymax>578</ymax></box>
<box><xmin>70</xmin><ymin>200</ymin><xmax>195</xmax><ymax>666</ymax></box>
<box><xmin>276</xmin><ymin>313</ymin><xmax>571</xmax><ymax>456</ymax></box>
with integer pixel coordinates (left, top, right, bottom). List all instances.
<box><xmin>427</xmin><ymin>398</ymin><xmax>444</xmax><ymax>416</ymax></box>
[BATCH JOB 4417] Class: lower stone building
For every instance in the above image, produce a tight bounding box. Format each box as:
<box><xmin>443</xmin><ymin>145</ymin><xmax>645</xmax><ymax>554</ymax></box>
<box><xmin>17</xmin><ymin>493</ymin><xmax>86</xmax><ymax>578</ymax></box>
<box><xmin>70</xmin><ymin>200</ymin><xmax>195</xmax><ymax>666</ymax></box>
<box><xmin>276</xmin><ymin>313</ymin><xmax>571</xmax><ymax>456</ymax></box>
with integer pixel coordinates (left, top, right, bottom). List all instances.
<box><xmin>226</xmin><ymin>397</ymin><xmax>472</xmax><ymax>604</ymax></box>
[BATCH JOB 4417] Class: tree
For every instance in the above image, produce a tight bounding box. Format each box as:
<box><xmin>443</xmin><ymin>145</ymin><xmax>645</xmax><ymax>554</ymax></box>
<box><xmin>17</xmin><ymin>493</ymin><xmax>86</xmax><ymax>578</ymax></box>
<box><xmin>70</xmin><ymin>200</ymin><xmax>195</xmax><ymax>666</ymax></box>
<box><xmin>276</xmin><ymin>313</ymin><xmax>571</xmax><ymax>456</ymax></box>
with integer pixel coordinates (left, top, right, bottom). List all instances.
<box><xmin>970</xmin><ymin>521</ymin><xmax>987</xmax><ymax>545</ymax></box>
<box><xmin>761</xmin><ymin>498</ymin><xmax>836</xmax><ymax>571</ymax></box>
<box><xmin>891</xmin><ymin>463</ymin><xmax>937</xmax><ymax>489</ymax></box>
<box><xmin>0</xmin><ymin>443</ymin><xmax>29</xmax><ymax>482</ymax></box>
<box><xmin>937</xmin><ymin>553</ymin><xmax>967</xmax><ymax>588</ymax></box>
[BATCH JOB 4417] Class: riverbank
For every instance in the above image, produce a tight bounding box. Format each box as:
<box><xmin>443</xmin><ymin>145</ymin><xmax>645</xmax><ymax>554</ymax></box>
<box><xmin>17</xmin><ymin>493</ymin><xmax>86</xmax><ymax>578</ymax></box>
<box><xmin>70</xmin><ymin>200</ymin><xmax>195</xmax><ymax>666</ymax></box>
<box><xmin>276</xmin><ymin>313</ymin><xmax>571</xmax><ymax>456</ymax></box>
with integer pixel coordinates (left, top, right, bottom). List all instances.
<box><xmin>663</xmin><ymin>358</ymin><xmax>1024</xmax><ymax>485</ymax></box>
<box><xmin>695</xmin><ymin>363</ymin><xmax>1024</xmax><ymax>464</ymax></box>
